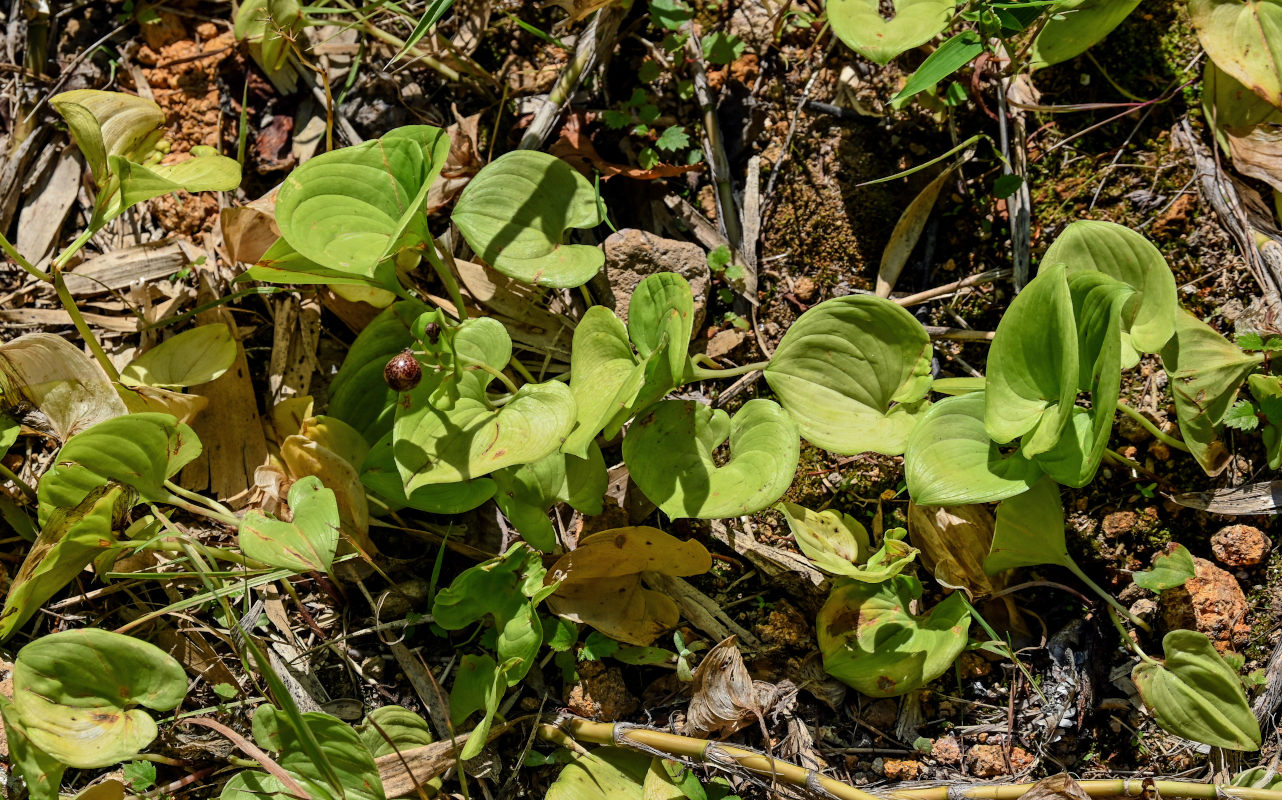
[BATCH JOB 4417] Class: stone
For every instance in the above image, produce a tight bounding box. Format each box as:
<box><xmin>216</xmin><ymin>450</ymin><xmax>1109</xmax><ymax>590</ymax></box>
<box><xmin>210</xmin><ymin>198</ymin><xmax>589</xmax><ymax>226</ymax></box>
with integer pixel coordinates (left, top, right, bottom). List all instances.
<box><xmin>882</xmin><ymin>759</ymin><xmax>920</xmax><ymax>780</ymax></box>
<box><xmin>793</xmin><ymin>276</ymin><xmax>818</xmax><ymax>303</ymax></box>
<box><xmin>706</xmin><ymin>328</ymin><xmax>747</xmax><ymax>359</ymax></box>
<box><xmin>564</xmin><ymin>660</ymin><xmax>639</xmax><ymax>720</ymax></box>
<box><xmin>1210</xmin><ymin>524</ymin><xmax>1272</xmax><ymax>567</ymax></box>
<box><xmin>1101</xmin><ymin>511</ymin><xmax>1137</xmax><ymax>538</ymax></box>
<box><xmin>596</xmin><ymin>229</ymin><xmax>710</xmax><ymax>330</ymax></box>
<box><xmin>862</xmin><ymin>698</ymin><xmax>898</xmax><ymax>731</ymax></box>
<box><xmin>1160</xmin><ymin>557</ymin><xmax>1251</xmax><ymax>652</ymax></box>
<box><xmin>930</xmin><ymin>735</ymin><xmax>961</xmax><ymax>764</ymax></box>
<box><xmin>967</xmin><ymin>744</ymin><xmax>1035</xmax><ymax>777</ymax></box>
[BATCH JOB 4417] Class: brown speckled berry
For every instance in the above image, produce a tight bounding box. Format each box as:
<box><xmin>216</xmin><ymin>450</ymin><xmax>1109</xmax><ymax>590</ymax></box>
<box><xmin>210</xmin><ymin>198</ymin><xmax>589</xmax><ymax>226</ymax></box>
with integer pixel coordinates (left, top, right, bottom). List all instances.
<box><xmin>422</xmin><ymin>321</ymin><xmax>441</xmax><ymax>343</ymax></box>
<box><xmin>384</xmin><ymin>349</ymin><xmax>422</xmax><ymax>392</ymax></box>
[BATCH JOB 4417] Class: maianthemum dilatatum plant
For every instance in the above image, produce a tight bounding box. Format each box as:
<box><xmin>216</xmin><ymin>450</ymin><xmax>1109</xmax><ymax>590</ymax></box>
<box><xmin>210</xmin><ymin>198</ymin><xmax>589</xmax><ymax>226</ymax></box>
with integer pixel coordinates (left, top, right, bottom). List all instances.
<box><xmin>0</xmin><ymin>88</ymin><xmax>1275</xmax><ymax>799</ymax></box>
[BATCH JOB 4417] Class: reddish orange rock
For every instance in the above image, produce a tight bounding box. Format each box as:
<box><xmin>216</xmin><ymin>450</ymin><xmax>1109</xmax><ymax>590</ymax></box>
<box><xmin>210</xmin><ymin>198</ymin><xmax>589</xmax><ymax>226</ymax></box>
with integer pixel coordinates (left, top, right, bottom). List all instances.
<box><xmin>930</xmin><ymin>735</ymin><xmax>961</xmax><ymax>764</ymax></box>
<box><xmin>1210</xmin><ymin>525</ymin><xmax>1272</xmax><ymax>568</ymax></box>
<box><xmin>967</xmin><ymin>744</ymin><xmax>1035</xmax><ymax>777</ymax></box>
<box><xmin>564</xmin><ymin>661</ymin><xmax>639</xmax><ymax>720</ymax></box>
<box><xmin>1161</xmin><ymin>557</ymin><xmax>1251</xmax><ymax>652</ymax></box>
<box><xmin>883</xmin><ymin>759</ymin><xmax>921</xmax><ymax>780</ymax></box>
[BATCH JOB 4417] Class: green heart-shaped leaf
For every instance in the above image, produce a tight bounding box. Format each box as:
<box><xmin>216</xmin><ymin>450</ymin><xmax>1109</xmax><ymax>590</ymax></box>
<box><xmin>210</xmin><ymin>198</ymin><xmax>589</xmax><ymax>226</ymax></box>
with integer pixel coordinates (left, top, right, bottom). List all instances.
<box><xmin>356</xmin><ymin>706</ymin><xmax>435</xmax><ymax>757</ymax></box>
<box><xmin>1132</xmin><ymin>629</ymin><xmax>1261</xmax><ymax>751</ymax></box>
<box><xmin>361</xmin><ymin>430</ymin><xmax>497</xmax><ymax>514</ymax></box>
<box><xmin>779</xmin><ymin>501</ymin><xmax>871</xmax><ymax>572</ymax></box>
<box><xmin>49</xmin><ymin>90</ymin><xmax>164</xmax><ymax>185</ymax></box>
<box><xmin>562</xmin><ymin>306</ymin><xmax>648</xmax><ymax>458</ymax></box>
<box><xmin>252</xmin><ymin>706</ymin><xmax>386</xmax><ymax>800</ymax></box>
<box><xmin>546</xmin><ymin>747</ymin><xmax>653</xmax><ymax>800</ymax></box>
<box><xmin>452</xmin><ymin>150</ymin><xmax>605</xmax><ymax>288</ymax></box>
<box><xmin>241</xmin><ymin>236</ymin><xmax>385</xmax><ymax>287</ymax></box>
<box><xmin>985</xmin><ymin>477</ymin><xmax>1071</xmax><ymax>574</ymax></box>
<box><xmin>120</xmin><ymin>323</ymin><xmax>236</xmax><ymax>389</ymax></box>
<box><xmin>817</xmin><ymin>574</ymin><xmax>971</xmax><ymax>697</ymax></box>
<box><xmin>985</xmin><ymin>263</ymin><xmax>1078</xmax><ymax>455</ymax></box>
<box><xmin>827</xmin><ymin>0</ymin><xmax>955</xmax><ymax>65</ymax></box>
<box><xmin>1042</xmin><ymin>220</ymin><xmax>1176</xmax><ymax>353</ymax></box>
<box><xmin>433</xmin><ymin>544</ymin><xmax>548</xmax><ymax>678</ymax></box>
<box><xmin>627</xmin><ymin>272</ymin><xmax>695</xmax><ymax>382</ymax></box>
<box><xmin>238</xmin><ymin>476</ymin><xmax>340</xmax><ymax>573</ymax></box>
<box><xmin>494</xmin><ymin>444</ymin><xmax>607</xmax><ymax>552</ymax></box>
<box><xmin>1190</xmin><ymin>0</ymin><xmax>1282</xmax><ymax>108</ymax></box>
<box><xmin>329</xmin><ymin>300</ymin><xmax>431</xmax><ymax>443</ymax></box>
<box><xmin>905</xmin><ymin>392</ymin><xmax>1043</xmax><ymax>506</ymax></box>
<box><xmin>449</xmin><ymin>653</ymin><xmax>508</xmax><ymax>760</ymax></box>
<box><xmin>276</xmin><ymin>126</ymin><xmax>450</xmax><ymax>278</ymax></box>
<box><xmin>0</xmin><ymin>694</ymin><xmax>66</xmax><ymax>800</ymax></box>
<box><xmin>219</xmin><ymin>771</ymin><xmax>291</xmax><ymax>800</ymax></box>
<box><xmin>1031</xmin><ymin>270</ymin><xmax>1133</xmax><ymax>487</ymax></box>
<box><xmin>1133</xmin><ymin>543</ymin><xmax>1197</xmax><ymax>592</ymax></box>
<box><xmin>1030</xmin><ymin>0</ymin><xmax>1142</xmax><ymax>68</ymax></box>
<box><xmin>394</xmin><ymin>317</ymin><xmax>577</xmax><ymax>490</ymax></box>
<box><xmin>0</xmin><ymin>484</ymin><xmax>135</xmax><ymax>641</ymax></box>
<box><xmin>13</xmin><ymin>629</ymin><xmax>187</xmax><ymax>769</ymax></box>
<box><xmin>766</xmin><ymin>295</ymin><xmax>933</xmax><ymax>456</ymax></box>
<box><xmin>1161</xmin><ymin>308</ymin><xmax>1263</xmax><ymax>475</ymax></box>
<box><xmin>37</xmin><ymin>413</ymin><xmax>201</xmax><ymax>522</ymax></box>
<box><xmin>622</xmin><ymin>399</ymin><xmax>799</xmax><ymax>519</ymax></box>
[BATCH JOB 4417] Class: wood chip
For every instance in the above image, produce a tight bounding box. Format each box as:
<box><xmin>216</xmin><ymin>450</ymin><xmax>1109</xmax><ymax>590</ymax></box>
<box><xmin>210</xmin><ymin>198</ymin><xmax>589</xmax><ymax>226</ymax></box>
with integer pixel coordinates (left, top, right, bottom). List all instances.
<box><xmin>62</xmin><ymin>239</ymin><xmax>189</xmax><ymax>297</ymax></box>
<box><xmin>17</xmin><ymin>147</ymin><xmax>82</xmax><ymax>267</ymax></box>
<box><xmin>1171</xmin><ymin>481</ymin><xmax>1282</xmax><ymax>515</ymax></box>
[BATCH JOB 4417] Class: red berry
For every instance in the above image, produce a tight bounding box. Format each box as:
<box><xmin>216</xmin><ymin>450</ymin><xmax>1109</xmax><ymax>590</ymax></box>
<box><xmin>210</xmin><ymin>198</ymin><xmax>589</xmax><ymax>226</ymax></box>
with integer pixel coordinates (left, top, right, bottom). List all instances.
<box><xmin>384</xmin><ymin>350</ymin><xmax>422</xmax><ymax>392</ymax></box>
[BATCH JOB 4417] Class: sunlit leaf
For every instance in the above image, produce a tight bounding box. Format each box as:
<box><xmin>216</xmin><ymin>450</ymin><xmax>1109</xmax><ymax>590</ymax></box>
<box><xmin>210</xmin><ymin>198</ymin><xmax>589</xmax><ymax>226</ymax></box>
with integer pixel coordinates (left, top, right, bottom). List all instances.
<box><xmin>817</xmin><ymin>574</ymin><xmax>971</xmax><ymax>697</ymax></box>
<box><xmin>1133</xmin><ymin>543</ymin><xmax>1197</xmax><ymax>592</ymax></box>
<box><xmin>623</xmin><ymin>399</ymin><xmax>799</xmax><ymax>519</ymax></box>
<box><xmin>0</xmin><ymin>484</ymin><xmax>134</xmax><ymax>641</ymax></box>
<box><xmin>276</xmin><ymin>126</ymin><xmax>450</xmax><ymax>279</ymax></box>
<box><xmin>1030</xmin><ymin>0</ymin><xmax>1143</xmax><ymax>68</ymax></box>
<box><xmin>826</xmin><ymin>0</ymin><xmax>954</xmax><ymax>65</ymax></box>
<box><xmin>562</xmin><ymin>306</ymin><xmax>647</xmax><ymax>458</ymax></box>
<box><xmin>985</xmin><ymin>263</ymin><xmax>1078</xmax><ymax>456</ymax></box>
<box><xmin>985</xmin><ymin>477</ymin><xmax>1072</xmax><ymax>574</ymax></box>
<box><xmin>452</xmin><ymin>150</ymin><xmax>605</xmax><ymax>288</ymax></box>
<box><xmin>49</xmin><ymin>90</ymin><xmax>164</xmax><ymax>184</ymax></box>
<box><xmin>546</xmin><ymin>747</ymin><xmax>652</xmax><ymax>800</ymax></box>
<box><xmin>494</xmin><ymin>444</ymin><xmax>607</xmax><ymax>551</ymax></box>
<box><xmin>12</xmin><ymin>629</ymin><xmax>187</xmax><ymax>769</ymax></box>
<box><xmin>766</xmin><ymin>295</ymin><xmax>932</xmax><ymax>456</ymax></box>
<box><xmin>1132</xmin><ymin>629</ymin><xmax>1261</xmax><ymax>751</ymax></box>
<box><xmin>252</xmin><ymin>706</ymin><xmax>386</xmax><ymax>800</ymax></box>
<box><xmin>238</xmin><ymin>476</ymin><xmax>340</xmax><ymax>573</ymax></box>
<box><xmin>120</xmin><ymin>324</ymin><xmax>237</xmax><ymax>388</ymax></box>
<box><xmin>905</xmin><ymin>392</ymin><xmax>1043</xmax><ymax>506</ymax></box>
<box><xmin>778</xmin><ymin>501</ymin><xmax>870</xmax><ymax>572</ymax></box>
<box><xmin>329</xmin><ymin>300</ymin><xmax>431</xmax><ymax>443</ymax></box>
<box><xmin>0</xmin><ymin>694</ymin><xmax>66</xmax><ymax>800</ymax></box>
<box><xmin>1160</xmin><ymin>309</ymin><xmax>1263</xmax><ymax>475</ymax></box>
<box><xmin>1190</xmin><ymin>0</ymin><xmax>1282</xmax><ymax>108</ymax></box>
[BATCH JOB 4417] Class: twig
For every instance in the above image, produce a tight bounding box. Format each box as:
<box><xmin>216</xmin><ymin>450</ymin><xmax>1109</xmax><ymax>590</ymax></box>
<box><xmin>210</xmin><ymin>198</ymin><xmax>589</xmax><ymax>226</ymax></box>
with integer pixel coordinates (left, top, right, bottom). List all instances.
<box><xmin>925</xmin><ymin>326</ymin><xmax>994</xmax><ymax>342</ymax></box>
<box><xmin>518</xmin><ymin>5</ymin><xmax>626</xmax><ymax>150</ymax></box>
<box><xmin>894</xmin><ymin>268</ymin><xmax>1010</xmax><ymax>307</ymax></box>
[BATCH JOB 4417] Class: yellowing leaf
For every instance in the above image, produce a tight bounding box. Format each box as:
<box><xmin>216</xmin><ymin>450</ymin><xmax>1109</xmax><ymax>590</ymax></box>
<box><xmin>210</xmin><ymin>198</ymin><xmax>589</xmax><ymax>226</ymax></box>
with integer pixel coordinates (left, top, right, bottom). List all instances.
<box><xmin>545</xmin><ymin>528</ymin><xmax>712</xmax><ymax>646</ymax></box>
<box><xmin>120</xmin><ymin>324</ymin><xmax>237</xmax><ymax>388</ymax></box>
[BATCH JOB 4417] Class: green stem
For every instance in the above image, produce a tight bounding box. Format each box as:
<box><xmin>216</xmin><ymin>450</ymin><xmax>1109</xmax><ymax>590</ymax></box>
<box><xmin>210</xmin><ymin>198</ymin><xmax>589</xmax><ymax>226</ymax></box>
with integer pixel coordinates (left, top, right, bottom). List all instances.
<box><xmin>464</xmin><ymin>360</ymin><xmax>520</xmax><ymax>394</ymax></box>
<box><xmin>0</xmin><ymin>462</ymin><xmax>37</xmax><ymax>503</ymax></box>
<box><xmin>423</xmin><ymin>238</ymin><xmax>469</xmax><ymax>321</ymax></box>
<box><xmin>51</xmin><ymin>223</ymin><xmax>100</xmax><ymax>271</ymax></box>
<box><xmin>0</xmin><ymin>230</ymin><xmax>48</xmax><ymax>281</ymax></box>
<box><xmin>688</xmin><ymin>359</ymin><xmax>770</xmax><ymax>382</ymax></box>
<box><xmin>164</xmin><ymin>480</ymin><xmax>239</xmax><ymax>521</ymax></box>
<box><xmin>1065</xmin><ymin>559</ymin><xmax>1152</xmax><ymax>634</ymax></box>
<box><xmin>1115</xmin><ymin>401</ymin><xmax>1189</xmax><ymax>452</ymax></box>
<box><xmin>51</xmin><ymin>266</ymin><xmax>120</xmax><ymax>381</ymax></box>
<box><xmin>1107</xmin><ymin>606</ymin><xmax>1158</xmax><ymax>665</ymax></box>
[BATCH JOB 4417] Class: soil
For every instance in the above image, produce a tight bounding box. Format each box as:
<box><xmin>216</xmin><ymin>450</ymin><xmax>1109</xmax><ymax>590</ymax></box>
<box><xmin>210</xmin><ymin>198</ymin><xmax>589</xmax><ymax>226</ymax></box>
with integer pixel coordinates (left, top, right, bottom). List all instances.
<box><xmin>1</xmin><ymin>1</ymin><xmax>1281</xmax><ymax>799</ymax></box>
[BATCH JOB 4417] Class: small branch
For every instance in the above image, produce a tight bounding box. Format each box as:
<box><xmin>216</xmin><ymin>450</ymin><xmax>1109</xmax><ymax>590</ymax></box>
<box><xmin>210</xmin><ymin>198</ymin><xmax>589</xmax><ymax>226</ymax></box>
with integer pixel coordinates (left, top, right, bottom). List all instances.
<box><xmin>51</xmin><ymin>266</ymin><xmax>120</xmax><ymax>381</ymax></box>
<box><xmin>924</xmin><ymin>326</ymin><xmax>995</xmax><ymax>342</ymax></box>
<box><xmin>0</xmin><ymin>230</ymin><xmax>48</xmax><ymax>281</ymax></box>
<box><xmin>689</xmin><ymin>360</ymin><xmax>771</xmax><ymax>382</ymax></box>
<box><xmin>895</xmin><ymin>268</ymin><xmax>1011</xmax><ymax>307</ymax></box>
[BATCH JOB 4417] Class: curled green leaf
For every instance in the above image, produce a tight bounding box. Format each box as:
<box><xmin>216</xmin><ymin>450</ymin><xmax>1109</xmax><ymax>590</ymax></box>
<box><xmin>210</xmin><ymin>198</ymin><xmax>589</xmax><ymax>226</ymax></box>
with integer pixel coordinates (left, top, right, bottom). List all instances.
<box><xmin>622</xmin><ymin>399</ymin><xmax>799</xmax><ymax>519</ymax></box>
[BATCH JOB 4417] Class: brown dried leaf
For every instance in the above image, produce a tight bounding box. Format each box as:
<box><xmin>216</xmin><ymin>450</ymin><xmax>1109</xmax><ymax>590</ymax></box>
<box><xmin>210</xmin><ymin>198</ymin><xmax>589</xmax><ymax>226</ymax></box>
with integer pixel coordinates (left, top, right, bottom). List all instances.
<box><xmin>546</xmin><ymin>527</ymin><xmax>711</xmax><ymax>646</ymax></box>
<box><xmin>1020</xmin><ymin>774</ymin><xmax>1093</xmax><ymax>800</ymax></box>
<box><xmin>0</xmin><ymin>333</ymin><xmax>127</xmax><ymax>441</ymax></box>
<box><xmin>876</xmin><ymin>165</ymin><xmax>957</xmax><ymax>297</ymax></box>
<box><xmin>118</xmin><ymin>384</ymin><xmax>209</xmax><ymax>425</ymax></box>
<box><xmin>683</xmin><ymin>636</ymin><xmax>784</xmax><ymax>739</ymax></box>
<box><xmin>426</xmin><ymin>111</ymin><xmax>484</xmax><ymax>213</ymax></box>
<box><xmin>907</xmin><ymin>501</ymin><xmax>998</xmax><ymax>598</ymax></box>
<box><xmin>280</xmin><ymin>435</ymin><xmax>375</xmax><ymax>557</ymax></box>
